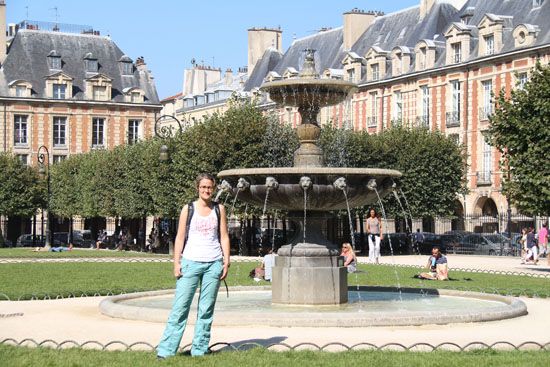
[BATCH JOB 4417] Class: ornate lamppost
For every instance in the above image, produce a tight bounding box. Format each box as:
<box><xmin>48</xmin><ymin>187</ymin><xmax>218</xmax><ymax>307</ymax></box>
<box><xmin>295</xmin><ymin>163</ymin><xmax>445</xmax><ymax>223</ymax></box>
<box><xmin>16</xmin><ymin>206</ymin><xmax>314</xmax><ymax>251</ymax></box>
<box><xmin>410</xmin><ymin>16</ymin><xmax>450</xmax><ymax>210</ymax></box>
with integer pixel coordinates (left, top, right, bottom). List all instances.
<box><xmin>37</xmin><ymin>145</ymin><xmax>52</xmax><ymax>248</ymax></box>
<box><xmin>154</xmin><ymin>115</ymin><xmax>183</xmax><ymax>161</ymax></box>
<box><xmin>152</xmin><ymin>115</ymin><xmax>183</xmax><ymax>254</ymax></box>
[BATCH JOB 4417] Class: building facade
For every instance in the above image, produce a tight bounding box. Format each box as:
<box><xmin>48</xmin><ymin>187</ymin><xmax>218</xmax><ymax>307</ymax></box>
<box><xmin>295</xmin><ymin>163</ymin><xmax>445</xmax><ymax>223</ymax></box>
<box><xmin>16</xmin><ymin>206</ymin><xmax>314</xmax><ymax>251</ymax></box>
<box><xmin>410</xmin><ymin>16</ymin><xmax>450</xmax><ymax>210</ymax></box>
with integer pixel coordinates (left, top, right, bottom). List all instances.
<box><xmin>0</xmin><ymin>1</ymin><xmax>162</xmax><ymax>243</ymax></box>
<box><xmin>166</xmin><ymin>0</ymin><xmax>549</xmax><ymax>233</ymax></box>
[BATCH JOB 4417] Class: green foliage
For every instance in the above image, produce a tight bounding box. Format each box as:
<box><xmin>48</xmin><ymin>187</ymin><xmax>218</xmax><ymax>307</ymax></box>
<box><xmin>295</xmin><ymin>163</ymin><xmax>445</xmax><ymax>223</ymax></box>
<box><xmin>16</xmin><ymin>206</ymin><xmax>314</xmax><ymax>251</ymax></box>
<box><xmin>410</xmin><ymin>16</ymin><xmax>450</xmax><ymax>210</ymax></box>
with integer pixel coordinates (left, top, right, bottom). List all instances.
<box><xmin>487</xmin><ymin>62</ymin><xmax>550</xmax><ymax>215</ymax></box>
<box><xmin>320</xmin><ymin>126</ymin><xmax>466</xmax><ymax>217</ymax></box>
<box><xmin>0</xmin><ymin>153</ymin><xmax>44</xmax><ymax>217</ymax></box>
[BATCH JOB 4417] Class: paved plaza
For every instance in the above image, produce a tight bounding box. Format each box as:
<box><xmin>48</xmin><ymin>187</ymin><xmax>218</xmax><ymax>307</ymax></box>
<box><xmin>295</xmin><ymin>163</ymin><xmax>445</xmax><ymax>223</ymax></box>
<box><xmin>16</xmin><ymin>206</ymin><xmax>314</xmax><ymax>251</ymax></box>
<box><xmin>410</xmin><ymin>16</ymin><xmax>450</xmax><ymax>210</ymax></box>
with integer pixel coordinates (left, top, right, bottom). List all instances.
<box><xmin>1</xmin><ymin>254</ymin><xmax>548</xmax><ymax>350</ymax></box>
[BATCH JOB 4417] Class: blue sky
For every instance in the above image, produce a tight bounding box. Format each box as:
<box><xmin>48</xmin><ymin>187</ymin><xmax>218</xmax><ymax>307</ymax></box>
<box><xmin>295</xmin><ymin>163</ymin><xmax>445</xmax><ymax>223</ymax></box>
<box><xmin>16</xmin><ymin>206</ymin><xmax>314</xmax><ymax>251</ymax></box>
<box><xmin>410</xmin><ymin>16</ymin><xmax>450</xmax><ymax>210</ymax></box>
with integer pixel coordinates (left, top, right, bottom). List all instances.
<box><xmin>7</xmin><ymin>0</ymin><xmax>419</xmax><ymax>99</ymax></box>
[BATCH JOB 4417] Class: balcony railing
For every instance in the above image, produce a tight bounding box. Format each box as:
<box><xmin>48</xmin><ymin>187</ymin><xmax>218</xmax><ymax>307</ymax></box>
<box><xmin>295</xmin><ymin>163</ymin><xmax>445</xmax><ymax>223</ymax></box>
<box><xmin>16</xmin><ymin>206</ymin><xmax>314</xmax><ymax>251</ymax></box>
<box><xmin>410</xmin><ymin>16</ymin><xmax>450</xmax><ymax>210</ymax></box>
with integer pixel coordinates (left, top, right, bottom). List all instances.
<box><xmin>479</xmin><ymin>106</ymin><xmax>493</xmax><ymax>121</ymax></box>
<box><xmin>445</xmin><ymin>111</ymin><xmax>460</xmax><ymax>127</ymax></box>
<box><xmin>366</xmin><ymin>116</ymin><xmax>378</xmax><ymax>128</ymax></box>
<box><xmin>416</xmin><ymin>115</ymin><xmax>429</xmax><ymax>128</ymax></box>
<box><xmin>476</xmin><ymin>171</ymin><xmax>492</xmax><ymax>186</ymax></box>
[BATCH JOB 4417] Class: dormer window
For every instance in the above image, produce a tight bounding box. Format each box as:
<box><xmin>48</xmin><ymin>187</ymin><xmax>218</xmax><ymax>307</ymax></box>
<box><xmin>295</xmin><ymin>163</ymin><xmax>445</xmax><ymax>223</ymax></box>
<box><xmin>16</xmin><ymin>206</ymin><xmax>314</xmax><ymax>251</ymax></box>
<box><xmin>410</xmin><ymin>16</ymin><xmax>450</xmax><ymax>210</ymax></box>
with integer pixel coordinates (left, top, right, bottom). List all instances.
<box><xmin>513</xmin><ymin>24</ymin><xmax>540</xmax><ymax>48</ymax></box>
<box><xmin>118</xmin><ymin>55</ymin><xmax>134</xmax><ymax>75</ymax></box>
<box><xmin>347</xmin><ymin>69</ymin><xmax>355</xmax><ymax>82</ymax></box>
<box><xmin>85</xmin><ymin>74</ymin><xmax>112</xmax><ymax>101</ymax></box>
<box><xmin>48</xmin><ymin>50</ymin><xmax>62</xmax><ymax>70</ymax></box>
<box><xmin>53</xmin><ymin>84</ymin><xmax>66</xmax><ymax>99</ymax></box>
<box><xmin>84</xmin><ymin>53</ymin><xmax>98</xmax><ymax>73</ymax></box>
<box><xmin>9</xmin><ymin>80</ymin><xmax>32</xmax><ymax>97</ymax></box>
<box><xmin>445</xmin><ymin>22</ymin><xmax>473</xmax><ymax>65</ymax></box>
<box><xmin>122</xmin><ymin>87</ymin><xmax>145</xmax><ymax>103</ymax></box>
<box><xmin>44</xmin><ymin>72</ymin><xmax>73</xmax><ymax>99</ymax></box>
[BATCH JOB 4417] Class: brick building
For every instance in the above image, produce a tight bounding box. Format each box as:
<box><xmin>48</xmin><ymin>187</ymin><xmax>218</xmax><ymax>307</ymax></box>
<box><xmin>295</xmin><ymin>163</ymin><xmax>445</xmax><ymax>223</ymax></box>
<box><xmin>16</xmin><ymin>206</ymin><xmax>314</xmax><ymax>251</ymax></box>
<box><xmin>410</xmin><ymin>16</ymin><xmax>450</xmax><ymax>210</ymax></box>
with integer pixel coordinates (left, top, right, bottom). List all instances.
<box><xmin>0</xmin><ymin>1</ymin><xmax>161</xmax><ymax>243</ymax></box>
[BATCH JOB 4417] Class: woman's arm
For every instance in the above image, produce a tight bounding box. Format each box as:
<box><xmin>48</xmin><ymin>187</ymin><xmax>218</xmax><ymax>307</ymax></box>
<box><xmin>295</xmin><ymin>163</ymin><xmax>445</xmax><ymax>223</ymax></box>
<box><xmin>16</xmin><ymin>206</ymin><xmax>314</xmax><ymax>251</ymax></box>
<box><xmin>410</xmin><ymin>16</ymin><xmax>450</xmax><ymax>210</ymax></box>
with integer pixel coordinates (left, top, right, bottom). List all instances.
<box><xmin>173</xmin><ymin>205</ymin><xmax>188</xmax><ymax>278</ymax></box>
<box><xmin>219</xmin><ymin>204</ymin><xmax>231</xmax><ymax>280</ymax></box>
<box><xmin>344</xmin><ymin>254</ymin><xmax>353</xmax><ymax>266</ymax></box>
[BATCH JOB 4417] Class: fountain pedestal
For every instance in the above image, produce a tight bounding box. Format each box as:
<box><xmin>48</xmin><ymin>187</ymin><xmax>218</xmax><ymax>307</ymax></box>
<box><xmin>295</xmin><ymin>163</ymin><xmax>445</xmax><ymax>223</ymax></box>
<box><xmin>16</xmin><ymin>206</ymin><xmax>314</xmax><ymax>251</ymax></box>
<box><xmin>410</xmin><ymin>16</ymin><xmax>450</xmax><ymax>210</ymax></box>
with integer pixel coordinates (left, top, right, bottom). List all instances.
<box><xmin>271</xmin><ymin>213</ymin><xmax>348</xmax><ymax>305</ymax></box>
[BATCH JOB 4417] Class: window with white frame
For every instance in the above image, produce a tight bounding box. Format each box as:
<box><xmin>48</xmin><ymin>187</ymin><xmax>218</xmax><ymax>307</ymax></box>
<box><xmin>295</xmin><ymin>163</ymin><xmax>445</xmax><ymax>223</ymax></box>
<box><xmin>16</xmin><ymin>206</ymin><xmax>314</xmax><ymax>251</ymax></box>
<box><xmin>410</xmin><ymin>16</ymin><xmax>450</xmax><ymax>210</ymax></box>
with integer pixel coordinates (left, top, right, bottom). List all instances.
<box><xmin>481</xmin><ymin>80</ymin><xmax>493</xmax><ymax>120</ymax></box>
<box><xmin>15</xmin><ymin>85</ymin><xmax>27</xmax><ymax>97</ymax></box>
<box><xmin>131</xmin><ymin>92</ymin><xmax>142</xmax><ymax>103</ymax></box>
<box><xmin>452</xmin><ymin>81</ymin><xmax>461</xmax><ymax>114</ymax></box>
<box><xmin>347</xmin><ymin>68</ymin><xmax>355</xmax><ymax>82</ymax></box>
<box><xmin>53</xmin><ymin>84</ymin><xmax>66</xmax><ymax>99</ymax></box>
<box><xmin>518</xmin><ymin>72</ymin><xmax>528</xmax><ymax>89</ymax></box>
<box><xmin>484</xmin><ymin>35</ymin><xmax>495</xmax><ymax>55</ymax></box>
<box><xmin>86</xmin><ymin>59</ymin><xmax>98</xmax><ymax>73</ymax></box>
<box><xmin>17</xmin><ymin>154</ymin><xmax>28</xmax><ymax>165</ymax></box>
<box><xmin>53</xmin><ymin>117</ymin><xmax>67</xmax><ymax>147</ymax></box>
<box><xmin>452</xmin><ymin>42</ymin><xmax>462</xmax><ymax>63</ymax></box>
<box><xmin>368</xmin><ymin>92</ymin><xmax>378</xmax><ymax>127</ymax></box>
<box><xmin>92</xmin><ymin>118</ymin><xmax>105</xmax><ymax>147</ymax></box>
<box><xmin>122</xmin><ymin>62</ymin><xmax>133</xmax><ymax>75</ymax></box>
<box><xmin>128</xmin><ymin>119</ymin><xmax>141</xmax><ymax>145</ymax></box>
<box><xmin>420</xmin><ymin>86</ymin><xmax>430</xmax><ymax>127</ymax></box>
<box><xmin>14</xmin><ymin>115</ymin><xmax>28</xmax><ymax>145</ymax></box>
<box><xmin>371</xmin><ymin>64</ymin><xmax>379</xmax><ymax>81</ymax></box>
<box><xmin>482</xmin><ymin>136</ymin><xmax>492</xmax><ymax>182</ymax></box>
<box><xmin>393</xmin><ymin>91</ymin><xmax>402</xmax><ymax>122</ymax></box>
<box><xmin>93</xmin><ymin>86</ymin><xmax>107</xmax><ymax>100</ymax></box>
<box><xmin>53</xmin><ymin>155</ymin><xmax>66</xmax><ymax>164</ymax></box>
<box><xmin>50</xmin><ymin>56</ymin><xmax>61</xmax><ymax>70</ymax></box>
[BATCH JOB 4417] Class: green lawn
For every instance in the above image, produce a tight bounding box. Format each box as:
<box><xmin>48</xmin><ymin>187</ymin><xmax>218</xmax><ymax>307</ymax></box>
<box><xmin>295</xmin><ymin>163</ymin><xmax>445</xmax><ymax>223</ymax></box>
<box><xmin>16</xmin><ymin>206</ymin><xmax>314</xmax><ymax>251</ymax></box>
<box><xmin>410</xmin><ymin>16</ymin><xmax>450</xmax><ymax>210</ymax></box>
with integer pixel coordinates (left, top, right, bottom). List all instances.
<box><xmin>0</xmin><ymin>345</ymin><xmax>548</xmax><ymax>367</ymax></box>
<box><xmin>0</xmin><ymin>247</ymin><xmax>170</xmax><ymax>258</ymax></box>
<box><xmin>0</xmin><ymin>261</ymin><xmax>548</xmax><ymax>300</ymax></box>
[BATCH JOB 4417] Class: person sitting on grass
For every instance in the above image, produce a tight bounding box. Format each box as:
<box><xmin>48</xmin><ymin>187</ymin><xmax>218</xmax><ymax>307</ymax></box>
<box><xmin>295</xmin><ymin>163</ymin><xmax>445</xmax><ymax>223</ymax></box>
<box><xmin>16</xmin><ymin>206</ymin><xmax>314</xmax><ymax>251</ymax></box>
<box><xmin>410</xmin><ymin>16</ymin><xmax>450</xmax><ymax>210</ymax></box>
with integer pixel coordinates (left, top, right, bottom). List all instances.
<box><xmin>418</xmin><ymin>246</ymin><xmax>448</xmax><ymax>280</ymax></box>
<box><xmin>340</xmin><ymin>242</ymin><xmax>357</xmax><ymax>273</ymax></box>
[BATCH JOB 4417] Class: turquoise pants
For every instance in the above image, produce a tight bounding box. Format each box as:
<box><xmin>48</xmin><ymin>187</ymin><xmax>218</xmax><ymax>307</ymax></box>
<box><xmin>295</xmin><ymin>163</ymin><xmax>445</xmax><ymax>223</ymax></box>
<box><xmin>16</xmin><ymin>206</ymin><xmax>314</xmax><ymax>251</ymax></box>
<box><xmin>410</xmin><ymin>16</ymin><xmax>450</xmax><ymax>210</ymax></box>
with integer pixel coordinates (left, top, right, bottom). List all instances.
<box><xmin>157</xmin><ymin>258</ymin><xmax>223</xmax><ymax>357</ymax></box>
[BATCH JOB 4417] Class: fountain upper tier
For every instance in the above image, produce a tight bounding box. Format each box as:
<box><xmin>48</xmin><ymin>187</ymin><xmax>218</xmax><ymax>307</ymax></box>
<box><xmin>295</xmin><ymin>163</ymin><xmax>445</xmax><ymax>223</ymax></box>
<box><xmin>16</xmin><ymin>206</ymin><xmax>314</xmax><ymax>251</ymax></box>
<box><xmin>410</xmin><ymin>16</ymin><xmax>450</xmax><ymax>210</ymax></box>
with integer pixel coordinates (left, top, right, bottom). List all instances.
<box><xmin>217</xmin><ymin>167</ymin><xmax>401</xmax><ymax>211</ymax></box>
<box><xmin>260</xmin><ymin>78</ymin><xmax>357</xmax><ymax>111</ymax></box>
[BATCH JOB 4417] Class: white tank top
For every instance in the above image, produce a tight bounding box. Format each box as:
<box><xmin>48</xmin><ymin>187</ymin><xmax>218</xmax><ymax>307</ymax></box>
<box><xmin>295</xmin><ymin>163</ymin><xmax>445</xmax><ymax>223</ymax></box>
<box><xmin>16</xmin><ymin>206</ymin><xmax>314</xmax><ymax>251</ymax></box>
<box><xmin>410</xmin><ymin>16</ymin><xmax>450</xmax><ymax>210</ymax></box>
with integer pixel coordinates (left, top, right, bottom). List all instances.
<box><xmin>182</xmin><ymin>204</ymin><xmax>222</xmax><ymax>262</ymax></box>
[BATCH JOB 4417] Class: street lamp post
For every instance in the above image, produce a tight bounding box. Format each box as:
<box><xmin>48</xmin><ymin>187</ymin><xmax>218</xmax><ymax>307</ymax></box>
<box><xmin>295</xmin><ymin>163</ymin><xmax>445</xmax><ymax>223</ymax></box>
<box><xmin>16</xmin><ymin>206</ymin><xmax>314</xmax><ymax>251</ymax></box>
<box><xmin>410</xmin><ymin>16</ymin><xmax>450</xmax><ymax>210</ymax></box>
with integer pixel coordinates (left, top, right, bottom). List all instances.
<box><xmin>37</xmin><ymin>145</ymin><xmax>52</xmax><ymax>248</ymax></box>
<box><xmin>154</xmin><ymin>115</ymin><xmax>183</xmax><ymax>161</ymax></box>
<box><xmin>152</xmin><ymin>115</ymin><xmax>183</xmax><ymax>254</ymax></box>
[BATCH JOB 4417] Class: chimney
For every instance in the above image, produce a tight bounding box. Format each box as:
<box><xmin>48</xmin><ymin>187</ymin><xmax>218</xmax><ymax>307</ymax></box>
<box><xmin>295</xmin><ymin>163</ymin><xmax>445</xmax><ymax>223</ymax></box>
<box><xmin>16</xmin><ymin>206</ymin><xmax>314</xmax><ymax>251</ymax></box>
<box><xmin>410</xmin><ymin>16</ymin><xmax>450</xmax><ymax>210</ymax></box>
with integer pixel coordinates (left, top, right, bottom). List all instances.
<box><xmin>343</xmin><ymin>9</ymin><xmax>377</xmax><ymax>51</ymax></box>
<box><xmin>135</xmin><ymin>56</ymin><xmax>147</xmax><ymax>71</ymax></box>
<box><xmin>224</xmin><ymin>68</ymin><xmax>233</xmax><ymax>86</ymax></box>
<box><xmin>0</xmin><ymin>1</ymin><xmax>6</xmax><ymax>65</ymax></box>
<box><xmin>247</xmin><ymin>27</ymin><xmax>283</xmax><ymax>75</ymax></box>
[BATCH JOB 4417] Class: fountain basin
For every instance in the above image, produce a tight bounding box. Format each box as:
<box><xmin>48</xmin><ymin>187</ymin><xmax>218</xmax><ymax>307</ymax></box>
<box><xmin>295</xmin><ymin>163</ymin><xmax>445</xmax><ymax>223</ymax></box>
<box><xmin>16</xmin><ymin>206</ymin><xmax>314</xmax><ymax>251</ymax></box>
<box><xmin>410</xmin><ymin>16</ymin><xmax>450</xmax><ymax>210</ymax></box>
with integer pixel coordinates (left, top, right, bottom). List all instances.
<box><xmin>99</xmin><ymin>286</ymin><xmax>527</xmax><ymax>327</ymax></box>
<box><xmin>217</xmin><ymin>167</ymin><xmax>401</xmax><ymax>211</ymax></box>
<box><xmin>261</xmin><ymin>78</ymin><xmax>357</xmax><ymax>108</ymax></box>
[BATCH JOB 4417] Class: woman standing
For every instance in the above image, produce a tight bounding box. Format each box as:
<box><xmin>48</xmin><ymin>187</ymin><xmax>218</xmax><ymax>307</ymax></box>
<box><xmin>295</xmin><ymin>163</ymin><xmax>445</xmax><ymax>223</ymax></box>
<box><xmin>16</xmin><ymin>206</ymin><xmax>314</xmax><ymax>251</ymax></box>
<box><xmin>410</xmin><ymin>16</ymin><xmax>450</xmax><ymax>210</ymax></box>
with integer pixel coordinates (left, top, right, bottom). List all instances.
<box><xmin>340</xmin><ymin>242</ymin><xmax>357</xmax><ymax>273</ymax></box>
<box><xmin>366</xmin><ymin>208</ymin><xmax>383</xmax><ymax>264</ymax></box>
<box><xmin>157</xmin><ymin>173</ymin><xmax>230</xmax><ymax>359</ymax></box>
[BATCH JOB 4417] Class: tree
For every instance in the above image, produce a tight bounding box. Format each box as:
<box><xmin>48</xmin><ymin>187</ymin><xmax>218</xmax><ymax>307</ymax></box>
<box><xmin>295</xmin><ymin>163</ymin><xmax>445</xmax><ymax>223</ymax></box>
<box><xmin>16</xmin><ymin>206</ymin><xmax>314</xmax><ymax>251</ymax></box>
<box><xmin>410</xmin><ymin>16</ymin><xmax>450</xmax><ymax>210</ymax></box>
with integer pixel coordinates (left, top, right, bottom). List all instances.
<box><xmin>319</xmin><ymin>126</ymin><xmax>466</xmax><ymax>218</ymax></box>
<box><xmin>487</xmin><ymin>62</ymin><xmax>550</xmax><ymax>215</ymax></box>
<box><xmin>0</xmin><ymin>153</ymin><xmax>44</xmax><ymax>217</ymax></box>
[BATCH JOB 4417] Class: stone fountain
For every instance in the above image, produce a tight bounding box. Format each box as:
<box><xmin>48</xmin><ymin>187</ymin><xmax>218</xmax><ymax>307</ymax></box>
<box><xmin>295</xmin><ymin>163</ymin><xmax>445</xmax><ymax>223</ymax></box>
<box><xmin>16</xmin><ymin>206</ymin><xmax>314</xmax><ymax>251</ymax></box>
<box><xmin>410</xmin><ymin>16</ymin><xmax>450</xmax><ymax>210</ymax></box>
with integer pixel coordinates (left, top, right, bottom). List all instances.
<box><xmin>100</xmin><ymin>50</ymin><xmax>528</xmax><ymax>325</ymax></box>
<box><xmin>218</xmin><ymin>49</ymin><xmax>402</xmax><ymax>305</ymax></box>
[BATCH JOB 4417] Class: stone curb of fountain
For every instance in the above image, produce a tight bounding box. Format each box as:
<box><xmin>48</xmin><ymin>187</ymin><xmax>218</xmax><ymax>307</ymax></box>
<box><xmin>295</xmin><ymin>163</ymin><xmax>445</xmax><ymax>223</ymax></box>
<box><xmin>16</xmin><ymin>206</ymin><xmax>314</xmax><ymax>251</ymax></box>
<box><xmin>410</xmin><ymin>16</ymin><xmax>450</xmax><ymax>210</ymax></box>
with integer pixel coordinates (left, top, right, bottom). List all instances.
<box><xmin>2</xmin><ymin>338</ymin><xmax>549</xmax><ymax>352</ymax></box>
<box><xmin>0</xmin><ymin>256</ymin><xmax>266</xmax><ymax>264</ymax></box>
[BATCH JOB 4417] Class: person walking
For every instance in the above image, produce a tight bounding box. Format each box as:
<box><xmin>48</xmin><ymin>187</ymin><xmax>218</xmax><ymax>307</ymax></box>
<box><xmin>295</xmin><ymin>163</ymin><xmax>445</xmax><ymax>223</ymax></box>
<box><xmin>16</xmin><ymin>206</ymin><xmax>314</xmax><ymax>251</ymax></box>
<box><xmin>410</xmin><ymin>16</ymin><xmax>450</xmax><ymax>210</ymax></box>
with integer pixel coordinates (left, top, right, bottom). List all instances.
<box><xmin>538</xmin><ymin>223</ymin><xmax>548</xmax><ymax>258</ymax></box>
<box><xmin>413</xmin><ymin>228</ymin><xmax>424</xmax><ymax>254</ymax></box>
<box><xmin>156</xmin><ymin>173</ymin><xmax>230</xmax><ymax>359</ymax></box>
<box><xmin>366</xmin><ymin>208</ymin><xmax>383</xmax><ymax>264</ymax></box>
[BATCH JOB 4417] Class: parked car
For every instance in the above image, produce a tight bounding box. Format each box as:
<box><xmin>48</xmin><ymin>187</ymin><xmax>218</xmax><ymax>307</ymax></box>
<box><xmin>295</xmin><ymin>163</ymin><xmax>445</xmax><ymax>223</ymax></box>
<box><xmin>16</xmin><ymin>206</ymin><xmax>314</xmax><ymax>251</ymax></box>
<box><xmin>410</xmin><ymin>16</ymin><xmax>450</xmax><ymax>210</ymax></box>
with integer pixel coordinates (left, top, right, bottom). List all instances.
<box><xmin>480</xmin><ymin>233</ymin><xmax>513</xmax><ymax>256</ymax></box>
<box><xmin>440</xmin><ymin>232</ymin><xmax>472</xmax><ymax>254</ymax></box>
<box><xmin>53</xmin><ymin>230</ymin><xmax>94</xmax><ymax>248</ymax></box>
<box><xmin>380</xmin><ymin>233</ymin><xmax>411</xmax><ymax>255</ymax></box>
<box><xmin>414</xmin><ymin>232</ymin><xmax>444</xmax><ymax>254</ymax></box>
<box><xmin>16</xmin><ymin>234</ymin><xmax>46</xmax><ymax>247</ymax></box>
<box><xmin>0</xmin><ymin>235</ymin><xmax>13</xmax><ymax>247</ymax></box>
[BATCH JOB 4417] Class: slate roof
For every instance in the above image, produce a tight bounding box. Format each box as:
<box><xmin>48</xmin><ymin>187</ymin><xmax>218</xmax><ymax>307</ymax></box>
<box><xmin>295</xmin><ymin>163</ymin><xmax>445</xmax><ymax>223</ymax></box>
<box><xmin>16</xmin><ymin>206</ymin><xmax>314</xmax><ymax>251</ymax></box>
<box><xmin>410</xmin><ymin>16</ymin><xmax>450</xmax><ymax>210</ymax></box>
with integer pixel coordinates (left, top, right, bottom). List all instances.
<box><xmin>243</xmin><ymin>47</ymin><xmax>283</xmax><ymax>91</ymax></box>
<box><xmin>0</xmin><ymin>29</ymin><xmax>160</xmax><ymax>104</ymax></box>
<box><xmin>247</xmin><ymin>0</ymin><xmax>550</xmax><ymax>87</ymax></box>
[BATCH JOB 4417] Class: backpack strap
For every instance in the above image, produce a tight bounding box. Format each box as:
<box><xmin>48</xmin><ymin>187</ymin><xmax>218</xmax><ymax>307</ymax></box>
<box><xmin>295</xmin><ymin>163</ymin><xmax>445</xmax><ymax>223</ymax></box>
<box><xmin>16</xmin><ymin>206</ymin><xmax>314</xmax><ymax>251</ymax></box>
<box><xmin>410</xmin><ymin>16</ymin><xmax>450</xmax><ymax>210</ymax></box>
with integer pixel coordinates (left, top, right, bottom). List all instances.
<box><xmin>213</xmin><ymin>202</ymin><xmax>221</xmax><ymax>243</ymax></box>
<box><xmin>184</xmin><ymin>201</ymin><xmax>195</xmax><ymax>248</ymax></box>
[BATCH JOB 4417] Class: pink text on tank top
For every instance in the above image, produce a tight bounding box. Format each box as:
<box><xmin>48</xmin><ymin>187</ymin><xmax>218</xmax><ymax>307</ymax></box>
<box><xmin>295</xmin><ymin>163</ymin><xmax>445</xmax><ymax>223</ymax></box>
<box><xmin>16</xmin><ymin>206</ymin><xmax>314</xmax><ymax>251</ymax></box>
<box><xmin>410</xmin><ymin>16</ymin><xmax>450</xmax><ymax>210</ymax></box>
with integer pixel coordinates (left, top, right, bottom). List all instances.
<box><xmin>183</xmin><ymin>209</ymin><xmax>222</xmax><ymax>262</ymax></box>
